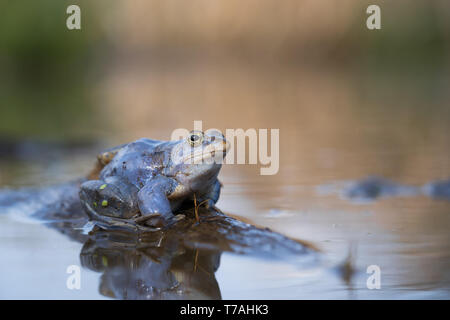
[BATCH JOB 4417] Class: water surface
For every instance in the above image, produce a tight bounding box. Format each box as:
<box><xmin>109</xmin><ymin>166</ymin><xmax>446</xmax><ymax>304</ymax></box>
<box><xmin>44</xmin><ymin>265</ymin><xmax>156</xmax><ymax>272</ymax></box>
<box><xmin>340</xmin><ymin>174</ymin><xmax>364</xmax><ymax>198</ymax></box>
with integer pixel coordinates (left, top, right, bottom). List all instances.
<box><xmin>0</xmin><ymin>136</ymin><xmax>448</xmax><ymax>299</ymax></box>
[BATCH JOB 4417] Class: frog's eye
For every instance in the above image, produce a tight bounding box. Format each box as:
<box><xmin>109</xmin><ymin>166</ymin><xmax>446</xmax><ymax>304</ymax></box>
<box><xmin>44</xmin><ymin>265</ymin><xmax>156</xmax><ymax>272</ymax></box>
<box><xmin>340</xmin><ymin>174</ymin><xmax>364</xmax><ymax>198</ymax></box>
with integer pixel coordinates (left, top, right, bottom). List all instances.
<box><xmin>187</xmin><ymin>131</ymin><xmax>203</xmax><ymax>147</ymax></box>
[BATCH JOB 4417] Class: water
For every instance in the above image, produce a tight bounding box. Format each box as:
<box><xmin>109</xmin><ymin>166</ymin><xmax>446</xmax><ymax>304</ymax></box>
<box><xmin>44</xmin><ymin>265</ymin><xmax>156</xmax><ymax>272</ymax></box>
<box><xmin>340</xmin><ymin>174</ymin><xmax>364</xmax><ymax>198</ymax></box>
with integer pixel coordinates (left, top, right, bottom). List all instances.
<box><xmin>1</xmin><ymin>61</ymin><xmax>449</xmax><ymax>299</ymax></box>
<box><xmin>1</xmin><ymin>0</ymin><xmax>449</xmax><ymax>300</ymax></box>
<box><xmin>0</xmin><ymin>137</ymin><xmax>448</xmax><ymax>299</ymax></box>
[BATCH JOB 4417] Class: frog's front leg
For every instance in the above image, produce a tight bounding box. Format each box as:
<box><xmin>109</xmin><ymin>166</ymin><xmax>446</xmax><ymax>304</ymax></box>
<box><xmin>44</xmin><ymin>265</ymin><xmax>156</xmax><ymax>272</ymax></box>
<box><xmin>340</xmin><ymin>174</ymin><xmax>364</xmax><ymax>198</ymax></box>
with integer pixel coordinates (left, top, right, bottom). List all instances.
<box><xmin>207</xmin><ymin>179</ymin><xmax>222</xmax><ymax>206</ymax></box>
<box><xmin>196</xmin><ymin>179</ymin><xmax>222</xmax><ymax>209</ymax></box>
<box><xmin>136</xmin><ymin>176</ymin><xmax>178</xmax><ymax>228</ymax></box>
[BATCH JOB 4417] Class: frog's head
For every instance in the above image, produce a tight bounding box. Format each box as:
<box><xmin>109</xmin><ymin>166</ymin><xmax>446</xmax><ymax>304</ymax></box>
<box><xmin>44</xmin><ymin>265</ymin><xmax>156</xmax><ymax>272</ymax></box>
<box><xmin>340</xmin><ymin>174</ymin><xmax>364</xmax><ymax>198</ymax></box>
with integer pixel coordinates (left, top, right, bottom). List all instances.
<box><xmin>170</xmin><ymin>130</ymin><xmax>229</xmax><ymax>190</ymax></box>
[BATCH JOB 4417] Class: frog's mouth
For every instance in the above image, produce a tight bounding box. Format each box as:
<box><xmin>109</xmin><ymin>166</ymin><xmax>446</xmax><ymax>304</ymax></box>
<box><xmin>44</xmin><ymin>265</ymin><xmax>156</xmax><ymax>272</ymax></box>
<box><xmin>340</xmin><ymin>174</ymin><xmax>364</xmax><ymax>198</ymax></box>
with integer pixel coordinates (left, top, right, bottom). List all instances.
<box><xmin>183</xmin><ymin>141</ymin><xmax>229</xmax><ymax>164</ymax></box>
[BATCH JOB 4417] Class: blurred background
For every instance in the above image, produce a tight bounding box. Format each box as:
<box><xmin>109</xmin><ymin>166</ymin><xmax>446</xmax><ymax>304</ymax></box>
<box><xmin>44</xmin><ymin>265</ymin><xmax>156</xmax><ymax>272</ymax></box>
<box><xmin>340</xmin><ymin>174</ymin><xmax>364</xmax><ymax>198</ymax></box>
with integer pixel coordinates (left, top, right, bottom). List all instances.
<box><xmin>0</xmin><ymin>0</ymin><xmax>449</xmax><ymax>299</ymax></box>
<box><xmin>1</xmin><ymin>0</ymin><xmax>448</xmax><ymax>181</ymax></box>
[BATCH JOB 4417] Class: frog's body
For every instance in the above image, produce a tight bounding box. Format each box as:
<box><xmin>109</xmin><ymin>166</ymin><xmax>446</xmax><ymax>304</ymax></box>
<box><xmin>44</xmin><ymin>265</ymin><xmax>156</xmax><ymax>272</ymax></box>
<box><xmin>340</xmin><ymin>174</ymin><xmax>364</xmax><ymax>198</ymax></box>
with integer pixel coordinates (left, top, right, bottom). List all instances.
<box><xmin>0</xmin><ymin>136</ymin><xmax>324</xmax><ymax>300</ymax></box>
<box><xmin>79</xmin><ymin>131</ymin><xmax>228</xmax><ymax>228</ymax></box>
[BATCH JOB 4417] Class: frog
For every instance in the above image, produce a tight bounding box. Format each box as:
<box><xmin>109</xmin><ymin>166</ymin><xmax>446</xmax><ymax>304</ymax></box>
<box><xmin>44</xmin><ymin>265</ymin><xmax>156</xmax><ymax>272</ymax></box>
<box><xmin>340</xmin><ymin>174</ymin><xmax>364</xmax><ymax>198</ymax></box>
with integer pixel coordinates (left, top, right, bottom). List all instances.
<box><xmin>79</xmin><ymin>130</ymin><xmax>229</xmax><ymax>229</ymax></box>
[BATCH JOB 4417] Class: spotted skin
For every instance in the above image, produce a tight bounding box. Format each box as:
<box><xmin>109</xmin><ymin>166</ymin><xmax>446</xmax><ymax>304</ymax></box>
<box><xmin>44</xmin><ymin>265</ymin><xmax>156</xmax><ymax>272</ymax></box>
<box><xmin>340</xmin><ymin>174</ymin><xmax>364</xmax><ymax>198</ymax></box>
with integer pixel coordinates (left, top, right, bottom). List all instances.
<box><xmin>79</xmin><ymin>131</ymin><xmax>228</xmax><ymax>228</ymax></box>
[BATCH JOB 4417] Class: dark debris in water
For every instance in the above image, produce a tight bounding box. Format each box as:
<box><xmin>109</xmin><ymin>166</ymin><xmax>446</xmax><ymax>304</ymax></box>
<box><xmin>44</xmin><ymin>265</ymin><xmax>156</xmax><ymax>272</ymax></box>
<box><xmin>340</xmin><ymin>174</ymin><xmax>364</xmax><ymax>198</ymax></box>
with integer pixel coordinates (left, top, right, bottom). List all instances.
<box><xmin>318</xmin><ymin>176</ymin><xmax>450</xmax><ymax>203</ymax></box>
<box><xmin>0</xmin><ymin>138</ymin><xmax>99</xmax><ymax>161</ymax></box>
<box><xmin>423</xmin><ymin>179</ymin><xmax>450</xmax><ymax>200</ymax></box>
<box><xmin>344</xmin><ymin>176</ymin><xmax>419</xmax><ymax>202</ymax></box>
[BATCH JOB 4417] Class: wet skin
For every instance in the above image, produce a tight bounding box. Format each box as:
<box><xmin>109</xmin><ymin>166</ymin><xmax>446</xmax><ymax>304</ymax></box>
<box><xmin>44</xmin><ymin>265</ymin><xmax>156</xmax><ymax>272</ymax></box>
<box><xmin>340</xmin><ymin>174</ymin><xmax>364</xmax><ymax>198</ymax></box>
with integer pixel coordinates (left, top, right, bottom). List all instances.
<box><xmin>79</xmin><ymin>131</ymin><xmax>229</xmax><ymax>229</ymax></box>
<box><xmin>0</xmin><ymin>159</ymin><xmax>323</xmax><ymax>299</ymax></box>
<box><xmin>0</xmin><ymin>135</ymin><xmax>327</xmax><ymax>299</ymax></box>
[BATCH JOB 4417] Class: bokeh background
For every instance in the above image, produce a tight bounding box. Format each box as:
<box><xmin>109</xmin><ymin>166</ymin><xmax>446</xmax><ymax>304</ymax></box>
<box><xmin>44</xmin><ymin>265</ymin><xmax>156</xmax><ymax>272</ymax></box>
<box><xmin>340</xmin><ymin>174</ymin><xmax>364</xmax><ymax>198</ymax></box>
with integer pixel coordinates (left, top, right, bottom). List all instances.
<box><xmin>1</xmin><ymin>0</ymin><xmax>449</xmax><ymax>181</ymax></box>
<box><xmin>0</xmin><ymin>0</ymin><xmax>449</xmax><ymax>299</ymax></box>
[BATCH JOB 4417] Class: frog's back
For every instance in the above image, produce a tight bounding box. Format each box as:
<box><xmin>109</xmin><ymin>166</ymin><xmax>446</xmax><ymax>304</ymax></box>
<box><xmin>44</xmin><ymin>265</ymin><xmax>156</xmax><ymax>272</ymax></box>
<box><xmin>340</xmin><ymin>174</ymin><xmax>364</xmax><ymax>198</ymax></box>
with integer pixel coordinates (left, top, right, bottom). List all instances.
<box><xmin>99</xmin><ymin>138</ymin><xmax>170</xmax><ymax>188</ymax></box>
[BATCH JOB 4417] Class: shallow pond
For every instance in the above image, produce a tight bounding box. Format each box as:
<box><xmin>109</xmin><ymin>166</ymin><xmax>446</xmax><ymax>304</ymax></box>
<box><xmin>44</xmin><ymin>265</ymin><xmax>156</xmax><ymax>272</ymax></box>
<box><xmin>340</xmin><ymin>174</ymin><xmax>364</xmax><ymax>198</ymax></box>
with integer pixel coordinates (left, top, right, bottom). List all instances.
<box><xmin>1</xmin><ymin>0</ymin><xmax>449</xmax><ymax>300</ymax></box>
<box><xmin>1</xmin><ymin>60</ymin><xmax>449</xmax><ymax>299</ymax></box>
<box><xmin>0</xmin><ymin>135</ymin><xmax>448</xmax><ymax>299</ymax></box>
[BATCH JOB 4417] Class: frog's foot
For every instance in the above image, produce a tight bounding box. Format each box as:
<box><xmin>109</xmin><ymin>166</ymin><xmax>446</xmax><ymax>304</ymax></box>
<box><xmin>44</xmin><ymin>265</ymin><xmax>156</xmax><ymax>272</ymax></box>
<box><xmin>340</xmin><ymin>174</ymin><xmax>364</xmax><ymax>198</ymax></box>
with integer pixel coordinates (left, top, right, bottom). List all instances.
<box><xmin>199</xmin><ymin>199</ymin><xmax>214</xmax><ymax>210</ymax></box>
<box><xmin>135</xmin><ymin>213</ymin><xmax>185</xmax><ymax>228</ymax></box>
<box><xmin>192</xmin><ymin>193</ymin><xmax>212</xmax><ymax>224</ymax></box>
<box><xmin>193</xmin><ymin>179</ymin><xmax>221</xmax><ymax>214</ymax></box>
<box><xmin>193</xmin><ymin>195</ymin><xmax>216</xmax><ymax>222</ymax></box>
<box><xmin>81</xmin><ymin>201</ymin><xmax>160</xmax><ymax>233</ymax></box>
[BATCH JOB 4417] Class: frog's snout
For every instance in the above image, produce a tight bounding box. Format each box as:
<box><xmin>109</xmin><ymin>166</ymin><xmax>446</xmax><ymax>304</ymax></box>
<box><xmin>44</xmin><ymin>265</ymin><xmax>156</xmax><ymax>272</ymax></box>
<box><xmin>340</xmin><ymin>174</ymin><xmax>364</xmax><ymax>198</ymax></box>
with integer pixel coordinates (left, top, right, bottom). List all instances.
<box><xmin>208</xmin><ymin>141</ymin><xmax>229</xmax><ymax>161</ymax></box>
<box><xmin>206</xmin><ymin>130</ymin><xmax>229</xmax><ymax>156</ymax></box>
<box><xmin>222</xmin><ymin>138</ymin><xmax>230</xmax><ymax>154</ymax></box>
<box><xmin>217</xmin><ymin>138</ymin><xmax>230</xmax><ymax>159</ymax></box>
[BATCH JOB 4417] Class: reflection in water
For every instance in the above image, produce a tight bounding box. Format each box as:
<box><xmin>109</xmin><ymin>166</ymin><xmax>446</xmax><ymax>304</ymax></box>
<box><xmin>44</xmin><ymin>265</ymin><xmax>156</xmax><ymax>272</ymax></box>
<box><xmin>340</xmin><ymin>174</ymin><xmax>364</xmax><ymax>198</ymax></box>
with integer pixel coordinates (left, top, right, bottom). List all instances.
<box><xmin>70</xmin><ymin>206</ymin><xmax>319</xmax><ymax>300</ymax></box>
<box><xmin>0</xmin><ymin>138</ymin><xmax>449</xmax><ymax>299</ymax></box>
<box><xmin>1</xmin><ymin>0</ymin><xmax>449</xmax><ymax>300</ymax></box>
<box><xmin>332</xmin><ymin>242</ymin><xmax>357</xmax><ymax>297</ymax></box>
<box><xmin>0</xmin><ymin>180</ymin><xmax>320</xmax><ymax>299</ymax></box>
<box><xmin>80</xmin><ymin>231</ymin><xmax>222</xmax><ymax>299</ymax></box>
